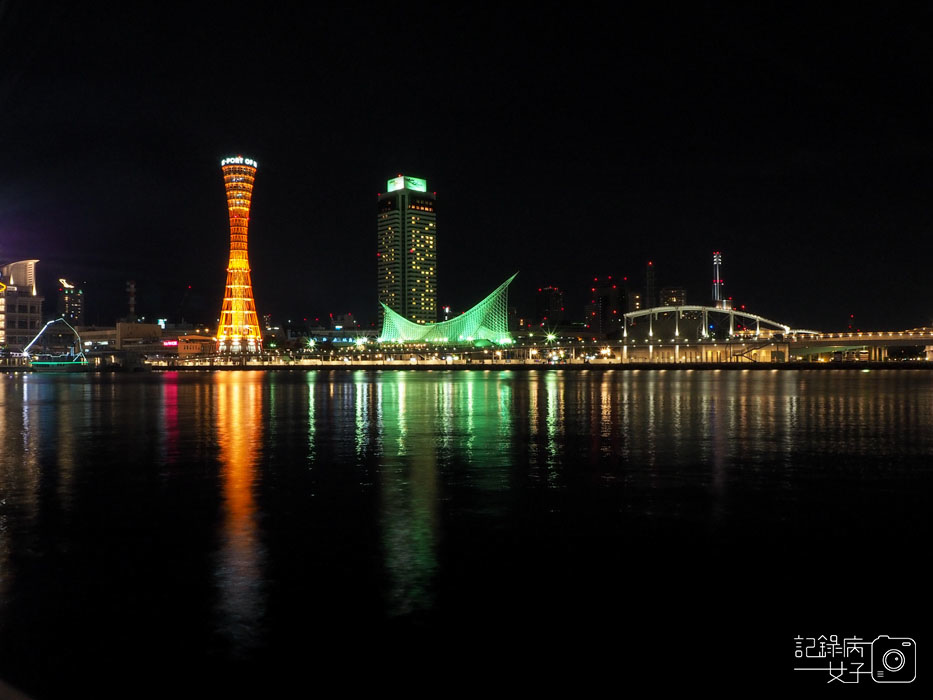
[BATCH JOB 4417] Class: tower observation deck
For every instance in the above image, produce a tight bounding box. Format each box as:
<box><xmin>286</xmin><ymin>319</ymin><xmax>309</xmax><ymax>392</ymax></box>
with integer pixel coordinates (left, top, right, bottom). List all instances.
<box><xmin>216</xmin><ymin>155</ymin><xmax>262</xmax><ymax>354</ymax></box>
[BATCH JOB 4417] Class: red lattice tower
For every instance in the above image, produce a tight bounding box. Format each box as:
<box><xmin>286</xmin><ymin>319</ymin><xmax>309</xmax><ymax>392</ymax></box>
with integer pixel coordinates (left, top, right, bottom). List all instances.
<box><xmin>216</xmin><ymin>155</ymin><xmax>262</xmax><ymax>354</ymax></box>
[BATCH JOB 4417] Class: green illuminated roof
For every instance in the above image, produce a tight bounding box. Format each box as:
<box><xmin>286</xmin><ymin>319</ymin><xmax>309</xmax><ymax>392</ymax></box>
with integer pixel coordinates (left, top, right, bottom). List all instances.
<box><xmin>380</xmin><ymin>273</ymin><xmax>517</xmax><ymax>345</ymax></box>
<box><xmin>387</xmin><ymin>175</ymin><xmax>427</xmax><ymax>192</ymax></box>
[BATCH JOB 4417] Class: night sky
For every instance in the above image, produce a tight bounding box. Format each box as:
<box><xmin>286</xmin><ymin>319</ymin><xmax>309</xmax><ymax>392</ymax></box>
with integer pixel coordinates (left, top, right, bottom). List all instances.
<box><xmin>2</xmin><ymin>3</ymin><xmax>932</xmax><ymax>331</ymax></box>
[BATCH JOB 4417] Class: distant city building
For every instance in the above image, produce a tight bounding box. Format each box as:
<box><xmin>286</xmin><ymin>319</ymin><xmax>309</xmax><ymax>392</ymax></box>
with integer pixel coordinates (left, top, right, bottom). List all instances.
<box><xmin>660</xmin><ymin>287</ymin><xmax>687</xmax><ymax>306</ymax></box>
<box><xmin>583</xmin><ymin>301</ymin><xmax>597</xmax><ymax>330</ymax></box>
<box><xmin>330</xmin><ymin>312</ymin><xmax>359</xmax><ymax>330</ymax></box>
<box><xmin>645</xmin><ymin>260</ymin><xmax>657</xmax><ymax>308</ymax></box>
<box><xmin>586</xmin><ymin>276</ymin><xmax>624</xmax><ymax>337</ymax></box>
<box><xmin>377</xmin><ymin>175</ymin><xmax>437</xmax><ymax>325</ymax></box>
<box><xmin>627</xmin><ymin>291</ymin><xmax>643</xmax><ymax>312</ymax></box>
<box><xmin>58</xmin><ymin>278</ymin><xmax>85</xmax><ymax>325</ymax></box>
<box><xmin>0</xmin><ymin>259</ymin><xmax>44</xmax><ymax>350</ymax></box>
<box><xmin>535</xmin><ymin>285</ymin><xmax>565</xmax><ymax>326</ymax></box>
<box><xmin>125</xmin><ymin>280</ymin><xmax>137</xmax><ymax>321</ymax></box>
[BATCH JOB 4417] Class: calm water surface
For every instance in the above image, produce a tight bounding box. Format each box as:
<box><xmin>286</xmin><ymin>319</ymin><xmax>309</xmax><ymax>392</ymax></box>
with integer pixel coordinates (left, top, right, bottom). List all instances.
<box><xmin>0</xmin><ymin>369</ymin><xmax>930</xmax><ymax>694</ymax></box>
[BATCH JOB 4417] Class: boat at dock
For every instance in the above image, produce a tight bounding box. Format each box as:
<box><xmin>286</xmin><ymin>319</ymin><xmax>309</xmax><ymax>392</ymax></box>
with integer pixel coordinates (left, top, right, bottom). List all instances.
<box><xmin>29</xmin><ymin>356</ymin><xmax>90</xmax><ymax>372</ymax></box>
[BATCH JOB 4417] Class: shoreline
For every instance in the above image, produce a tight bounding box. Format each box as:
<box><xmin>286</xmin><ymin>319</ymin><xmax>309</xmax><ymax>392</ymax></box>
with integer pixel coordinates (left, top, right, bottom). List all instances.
<box><xmin>152</xmin><ymin>361</ymin><xmax>932</xmax><ymax>371</ymax></box>
<box><xmin>81</xmin><ymin>360</ymin><xmax>933</xmax><ymax>372</ymax></box>
<box><xmin>9</xmin><ymin>361</ymin><xmax>933</xmax><ymax>374</ymax></box>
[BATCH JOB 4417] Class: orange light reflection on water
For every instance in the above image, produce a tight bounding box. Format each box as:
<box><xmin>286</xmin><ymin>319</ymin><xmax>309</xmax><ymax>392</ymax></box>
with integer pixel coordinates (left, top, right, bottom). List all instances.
<box><xmin>214</xmin><ymin>372</ymin><xmax>265</xmax><ymax>649</ymax></box>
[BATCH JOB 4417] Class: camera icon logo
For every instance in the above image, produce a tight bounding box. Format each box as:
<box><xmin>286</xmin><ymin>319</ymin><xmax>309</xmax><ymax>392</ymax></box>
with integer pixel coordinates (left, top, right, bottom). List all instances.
<box><xmin>872</xmin><ymin>636</ymin><xmax>916</xmax><ymax>683</ymax></box>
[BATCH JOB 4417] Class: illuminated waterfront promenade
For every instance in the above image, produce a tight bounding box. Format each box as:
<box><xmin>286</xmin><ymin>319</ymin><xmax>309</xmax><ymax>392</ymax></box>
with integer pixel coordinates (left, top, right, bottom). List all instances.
<box><xmin>13</xmin><ymin>331</ymin><xmax>932</xmax><ymax>372</ymax></box>
<box><xmin>137</xmin><ymin>322</ymin><xmax>933</xmax><ymax>370</ymax></box>
<box><xmin>142</xmin><ymin>331</ymin><xmax>933</xmax><ymax>370</ymax></box>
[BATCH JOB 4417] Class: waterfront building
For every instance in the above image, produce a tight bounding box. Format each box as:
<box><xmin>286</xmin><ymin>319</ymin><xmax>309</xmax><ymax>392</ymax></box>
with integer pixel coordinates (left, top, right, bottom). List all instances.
<box><xmin>165</xmin><ymin>335</ymin><xmax>215</xmax><ymax>358</ymax></box>
<box><xmin>215</xmin><ymin>155</ymin><xmax>262</xmax><ymax>354</ymax></box>
<box><xmin>377</xmin><ymin>175</ymin><xmax>437</xmax><ymax>325</ymax></box>
<box><xmin>379</xmin><ymin>273</ymin><xmax>515</xmax><ymax>345</ymax></box>
<box><xmin>0</xmin><ymin>259</ymin><xmax>44</xmax><ymax>350</ymax></box>
<box><xmin>80</xmin><ymin>322</ymin><xmax>163</xmax><ymax>350</ymax></box>
<box><xmin>2</xmin><ymin>260</ymin><xmax>38</xmax><ymax>295</ymax></box>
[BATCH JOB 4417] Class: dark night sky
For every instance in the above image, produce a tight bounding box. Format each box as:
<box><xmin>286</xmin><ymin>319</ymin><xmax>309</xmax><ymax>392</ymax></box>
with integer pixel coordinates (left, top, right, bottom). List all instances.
<box><xmin>2</xmin><ymin>3</ymin><xmax>933</xmax><ymax>331</ymax></box>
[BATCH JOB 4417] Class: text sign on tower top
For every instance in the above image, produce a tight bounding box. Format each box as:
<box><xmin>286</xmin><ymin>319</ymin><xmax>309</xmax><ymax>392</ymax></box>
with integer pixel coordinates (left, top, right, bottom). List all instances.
<box><xmin>221</xmin><ymin>156</ymin><xmax>258</xmax><ymax>168</ymax></box>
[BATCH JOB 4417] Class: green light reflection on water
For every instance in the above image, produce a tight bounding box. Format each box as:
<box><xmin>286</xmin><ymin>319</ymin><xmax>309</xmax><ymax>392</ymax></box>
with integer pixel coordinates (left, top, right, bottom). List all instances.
<box><xmin>378</xmin><ymin>371</ymin><xmax>437</xmax><ymax>617</ymax></box>
<box><xmin>354</xmin><ymin>370</ymin><xmax>369</xmax><ymax>458</ymax></box>
<box><xmin>306</xmin><ymin>371</ymin><xmax>315</xmax><ymax>465</ymax></box>
<box><xmin>497</xmin><ymin>372</ymin><xmax>512</xmax><ymax>448</ymax></box>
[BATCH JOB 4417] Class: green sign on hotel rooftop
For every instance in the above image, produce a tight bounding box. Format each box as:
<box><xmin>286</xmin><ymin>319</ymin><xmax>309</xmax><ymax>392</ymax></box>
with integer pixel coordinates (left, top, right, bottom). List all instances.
<box><xmin>387</xmin><ymin>175</ymin><xmax>427</xmax><ymax>193</ymax></box>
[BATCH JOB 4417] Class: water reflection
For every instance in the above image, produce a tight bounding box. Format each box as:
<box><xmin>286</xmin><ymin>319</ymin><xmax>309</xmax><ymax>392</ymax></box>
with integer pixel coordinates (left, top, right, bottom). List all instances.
<box><xmin>159</xmin><ymin>374</ymin><xmax>180</xmax><ymax>467</ymax></box>
<box><xmin>497</xmin><ymin>375</ymin><xmax>513</xmax><ymax>452</ymax></box>
<box><xmin>545</xmin><ymin>371</ymin><xmax>560</xmax><ymax>473</ymax></box>
<box><xmin>0</xmin><ymin>377</ymin><xmax>16</xmax><ymax>601</ymax></box>
<box><xmin>306</xmin><ymin>372</ymin><xmax>316</xmax><ymax>465</ymax></box>
<box><xmin>354</xmin><ymin>371</ymin><xmax>370</xmax><ymax>458</ymax></box>
<box><xmin>464</xmin><ymin>375</ymin><xmax>474</xmax><ymax>458</ymax></box>
<box><xmin>214</xmin><ymin>372</ymin><xmax>266</xmax><ymax>651</ymax></box>
<box><xmin>0</xmin><ymin>368</ymin><xmax>931</xmax><ymax>687</ymax></box>
<box><xmin>378</xmin><ymin>372</ymin><xmax>438</xmax><ymax>617</ymax></box>
<box><xmin>0</xmin><ymin>376</ymin><xmax>58</xmax><ymax>530</ymax></box>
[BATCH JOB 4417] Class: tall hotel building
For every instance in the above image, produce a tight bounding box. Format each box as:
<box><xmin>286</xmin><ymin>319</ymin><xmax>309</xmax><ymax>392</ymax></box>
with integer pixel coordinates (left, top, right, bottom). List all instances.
<box><xmin>377</xmin><ymin>175</ymin><xmax>437</xmax><ymax>325</ymax></box>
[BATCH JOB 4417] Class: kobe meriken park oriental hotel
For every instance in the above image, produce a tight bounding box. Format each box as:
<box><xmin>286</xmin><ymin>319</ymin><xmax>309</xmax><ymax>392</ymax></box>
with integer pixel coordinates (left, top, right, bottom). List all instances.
<box><xmin>377</xmin><ymin>174</ymin><xmax>437</xmax><ymax>327</ymax></box>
